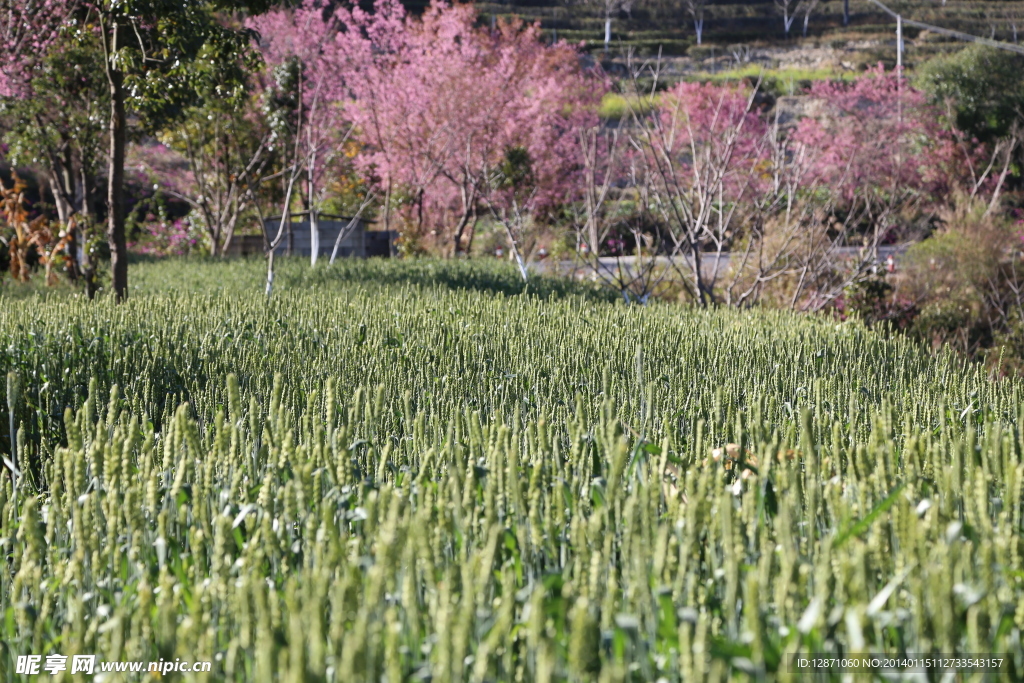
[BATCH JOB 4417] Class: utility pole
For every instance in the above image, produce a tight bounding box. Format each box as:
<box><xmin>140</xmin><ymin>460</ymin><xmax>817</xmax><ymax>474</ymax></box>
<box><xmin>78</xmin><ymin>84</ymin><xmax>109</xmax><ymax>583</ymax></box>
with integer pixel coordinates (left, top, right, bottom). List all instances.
<box><xmin>896</xmin><ymin>14</ymin><xmax>903</xmax><ymax>127</ymax></box>
<box><xmin>896</xmin><ymin>14</ymin><xmax>902</xmax><ymax>71</ymax></box>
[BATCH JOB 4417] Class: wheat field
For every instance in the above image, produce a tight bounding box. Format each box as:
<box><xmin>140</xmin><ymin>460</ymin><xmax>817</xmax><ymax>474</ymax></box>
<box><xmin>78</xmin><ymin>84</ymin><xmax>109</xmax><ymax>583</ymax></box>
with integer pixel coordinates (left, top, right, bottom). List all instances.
<box><xmin>0</xmin><ymin>258</ymin><xmax>1021</xmax><ymax>681</ymax></box>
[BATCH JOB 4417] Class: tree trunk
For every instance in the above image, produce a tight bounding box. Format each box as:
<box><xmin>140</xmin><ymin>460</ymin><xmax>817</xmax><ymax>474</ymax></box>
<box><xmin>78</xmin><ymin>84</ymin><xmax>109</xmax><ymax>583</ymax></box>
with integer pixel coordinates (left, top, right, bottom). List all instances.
<box><xmin>286</xmin><ymin>211</ymin><xmax>293</xmax><ymax>254</ymax></box>
<box><xmin>59</xmin><ymin>145</ymin><xmax>75</xmax><ymax>221</ymax></box>
<box><xmin>45</xmin><ymin>166</ymin><xmax>80</xmax><ymax>285</ymax></box>
<box><xmin>451</xmin><ymin>207</ymin><xmax>472</xmax><ymax>256</ymax></box>
<box><xmin>308</xmin><ymin>149</ymin><xmax>318</xmax><ymax>266</ymax></box>
<box><xmin>417</xmin><ymin>188</ymin><xmax>425</xmax><ymax>240</ymax></box>
<box><xmin>79</xmin><ymin>164</ymin><xmax>91</xmax><ymax>220</ymax></box>
<box><xmin>47</xmin><ymin>171</ymin><xmax>69</xmax><ymax>226</ymax></box>
<box><xmin>310</xmin><ymin>209</ymin><xmax>320</xmax><ymax>266</ymax></box>
<box><xmin>464</xmin><ymin>215</ymin><xmax>478</xmax><ymax>254</ymax></box>
<box><xmin>843</xmin><ymin>0</ymin><xmax>849</xmax><ymax>26</ymax></box>
<box><xmin>220</xmin><ymin>196</ymin><xmax>242</xmax><ymax>259</ymax></box>
<box><xmin>689</xmin><ymin>243</ymin><xmax>711</xmax><ymax>307</ymax></box>
<box><xmin>107</xmin><ymin>66</ymin><xmax>128</xmax><ymax>301</ymax></box>
<box><xmin>82</xmin><ymin>164</ymin><xmax>97</xmax><ymax>300</ymax></box>
<box><xmin>604</xmin><ymin>18</ymin><xmax>611</xmax><ymax>52</ymax></box>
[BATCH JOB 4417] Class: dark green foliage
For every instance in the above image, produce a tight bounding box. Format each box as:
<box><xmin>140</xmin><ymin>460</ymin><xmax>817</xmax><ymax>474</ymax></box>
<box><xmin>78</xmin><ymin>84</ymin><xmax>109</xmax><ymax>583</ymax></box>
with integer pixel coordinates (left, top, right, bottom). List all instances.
<box><xmin>918</xmin><ymin>45</ymin><xmax>1024</xmax><ymax>143</ymax></box>
<box><xmin>498</xmin><ymin>146</ymin><xmax>536</xmax><ymax>190</ymax></box>
<box><xmin>100</xmin><ymin>0</ymin><xmax>265</xmax><ymax>133</ymax></box>
<box><xmin>0</xmin><ymin>36</ymin><xmax>108</xmax><ymax>175</ymax></box>
<box><xmin>842</xmin><ymin>278</ymin><xmax>918</xmax><ymax>332</ymax></box>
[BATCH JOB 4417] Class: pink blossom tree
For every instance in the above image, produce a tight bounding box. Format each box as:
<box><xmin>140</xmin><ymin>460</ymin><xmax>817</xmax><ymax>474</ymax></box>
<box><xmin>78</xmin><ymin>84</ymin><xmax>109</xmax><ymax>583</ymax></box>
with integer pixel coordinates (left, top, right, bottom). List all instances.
<box><xmin>248</xmin><ymin>1</ymin><xmax>358</xmax><ymax>266</ymax></box>
<box><xmin>622</xmin><ymin>64</ymin><xmax>971</xmax><ymax>309</ymax></box>
<box><xmin>793</xmin><ymin>66</ymin><xmax>958</xmax><ymax>221</ymax></box>
<box><xmin>630</xmin><ymin>77</ymin><xmax>775</xmax><ymax>305</ymax></box>
<box><xmin>243</xmin><ymin>0</ymin><xmax>602</xmax><ymax>268</ymax></box>
<box><xmin>777</xmin><ymin>67</ymin><xmax>995</xmax><ymax>310</ymax></box>
<box><xmin>0</xmin><ymin>0</ymin><xmax>77</xmax><ymax>98</ymax></box>
<box><xmin>326</xmin><ymin>0</ymin><xmax>601</xmax><ymax>256</ymax></box>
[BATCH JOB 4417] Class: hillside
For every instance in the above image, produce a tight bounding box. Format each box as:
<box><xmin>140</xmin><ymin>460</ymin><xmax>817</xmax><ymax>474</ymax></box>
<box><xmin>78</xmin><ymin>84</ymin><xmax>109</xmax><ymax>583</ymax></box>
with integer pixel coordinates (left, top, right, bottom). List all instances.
<box><xmin>467</xmin><ymin>0</ymin><xmax>1024</xmax><ymax>57</ymax></box>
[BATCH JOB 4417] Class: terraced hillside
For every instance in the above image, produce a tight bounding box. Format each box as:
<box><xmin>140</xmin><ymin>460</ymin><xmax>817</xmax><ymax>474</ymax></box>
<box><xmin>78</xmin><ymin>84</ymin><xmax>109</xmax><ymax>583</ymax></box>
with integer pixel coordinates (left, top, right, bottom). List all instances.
<box><xmin>471</xmin><ymin>0</ymin><xmax>1024</xmax><ymax>57</ymax></box>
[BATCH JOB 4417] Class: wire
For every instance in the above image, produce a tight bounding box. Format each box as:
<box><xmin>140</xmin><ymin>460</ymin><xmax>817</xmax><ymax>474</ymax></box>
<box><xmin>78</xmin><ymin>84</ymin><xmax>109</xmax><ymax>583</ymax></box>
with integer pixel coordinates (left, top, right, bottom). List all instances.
<box><xmin>863</xmin><ymin>0</ymin><xmax>1024</xmax><ymax>56</ymax></box>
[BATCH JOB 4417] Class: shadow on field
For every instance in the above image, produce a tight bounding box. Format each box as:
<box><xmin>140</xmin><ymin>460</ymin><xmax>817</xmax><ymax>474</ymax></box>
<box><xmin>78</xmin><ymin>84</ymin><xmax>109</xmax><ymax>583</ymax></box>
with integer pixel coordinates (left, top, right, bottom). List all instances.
<box><xmin>127</xmin><ymin>255</ymin><xmax>617</xmax><ymax>303</ymax></box>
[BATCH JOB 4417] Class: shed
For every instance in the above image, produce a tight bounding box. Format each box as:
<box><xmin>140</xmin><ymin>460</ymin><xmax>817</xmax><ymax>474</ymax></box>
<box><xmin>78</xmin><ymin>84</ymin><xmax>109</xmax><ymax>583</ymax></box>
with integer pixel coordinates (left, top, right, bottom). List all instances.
<box><xmin>261</xmin><ymin>213</ymin><xmax>395</xmax><ymax>260</ymax></box>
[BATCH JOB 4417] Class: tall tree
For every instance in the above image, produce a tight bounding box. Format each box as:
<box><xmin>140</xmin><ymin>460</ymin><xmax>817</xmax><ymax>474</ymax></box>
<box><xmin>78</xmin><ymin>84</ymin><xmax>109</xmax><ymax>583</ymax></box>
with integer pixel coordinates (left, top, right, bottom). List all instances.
<box><xmin>249</xmin><ymin>0</ymin><xmax>352</xmax><ymax>264</ymax></box>
<box><xmin>683</xmin><ymin>0</ymin><xmax>712</xmax><ymax>46</ymax></box>
<box><xmin>918</xmin><ymin>46</ymin><xmax>1024</xmax><ymax>144</ymax></box>
<box><xmin>799</xmin><ymin>0</ymin><xmax>819</xmax><ymax>37</ymax></box>
<box><xmin>327</xmin><ymin>0</ymin><xmax>599</xmax><ymax>256</ymax></box>
<box><xmin>793</xmin><ymin>66</ymin><xmax>961</xmax><ymax>235</ymax></box>
<box><xmin>774</xmin><ymin>0</ymin><xmax>798</xmax><ymax>37</ymax></box>
<box><xmin>158</xmin><ymin>95</ymin><xmax>272</xmax><ymax>256</ymax></box>
<box><xmin>0</xmin><ymin>34</ymin><xmax>108</xmax><ymax>295</ymax></box>
<box><xmin>566</xmin><ymin>0</ymin><xmax>634</xmax><ymax>53</ymax></box>
<box><xmin>88</xmin><ymin>0</ymin><xmax>271</xmax><ymax>299</ymax></box>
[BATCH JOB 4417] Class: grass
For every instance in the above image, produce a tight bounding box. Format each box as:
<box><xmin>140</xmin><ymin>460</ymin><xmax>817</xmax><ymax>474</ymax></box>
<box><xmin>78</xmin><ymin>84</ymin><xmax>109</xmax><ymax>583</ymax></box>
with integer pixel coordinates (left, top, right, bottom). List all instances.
<box><xmin>597</xmin><ymin>67</ymin><xmax>856</xmax><ymax>119</ymax></box>
<box><xmin>598</xmin><ymin>93</ymin><xmax>658</xmax><ymax>120</ymax></box>
<box><xmin>687</xmin><ymin>65</ymin><xmax>861</xmax><ymax>84</ymax></box>
<box><xmin>1</xmin><ymin>257</ymin><xmax>1023</xmax><ymax>680</ymax></box>
<box><xmin>127</xmin><ymin>255</ymin><xmax>614</xmax><ymax>301</ymax></box>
